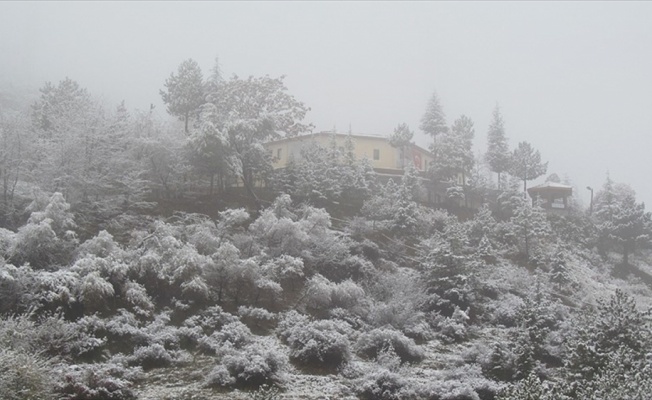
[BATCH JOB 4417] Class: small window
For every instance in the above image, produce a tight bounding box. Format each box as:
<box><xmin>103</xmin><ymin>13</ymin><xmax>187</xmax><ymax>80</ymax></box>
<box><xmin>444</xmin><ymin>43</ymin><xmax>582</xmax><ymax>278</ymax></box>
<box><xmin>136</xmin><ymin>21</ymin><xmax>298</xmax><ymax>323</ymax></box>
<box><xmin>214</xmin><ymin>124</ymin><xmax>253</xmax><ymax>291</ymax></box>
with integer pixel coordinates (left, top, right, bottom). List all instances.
<box><xmin>373</xmin><ymin>149</ymin><xmax>380</xmax><ymax>160</ymax></box>
<box><xmin>277</xmin><ymin>148</ymin><xmax>282</xmax><ymax>159</ymax></box>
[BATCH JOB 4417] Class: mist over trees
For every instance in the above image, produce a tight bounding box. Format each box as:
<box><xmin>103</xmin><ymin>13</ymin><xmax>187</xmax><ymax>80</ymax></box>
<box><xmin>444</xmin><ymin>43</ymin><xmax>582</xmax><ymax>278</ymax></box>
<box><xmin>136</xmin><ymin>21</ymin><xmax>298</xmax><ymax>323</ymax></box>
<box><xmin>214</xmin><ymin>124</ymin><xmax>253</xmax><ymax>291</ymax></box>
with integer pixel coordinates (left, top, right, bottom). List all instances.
<box><xmin>1</xmin><ymin>58</ymin><xmax>652</xmax><ymax>400</ymax></box>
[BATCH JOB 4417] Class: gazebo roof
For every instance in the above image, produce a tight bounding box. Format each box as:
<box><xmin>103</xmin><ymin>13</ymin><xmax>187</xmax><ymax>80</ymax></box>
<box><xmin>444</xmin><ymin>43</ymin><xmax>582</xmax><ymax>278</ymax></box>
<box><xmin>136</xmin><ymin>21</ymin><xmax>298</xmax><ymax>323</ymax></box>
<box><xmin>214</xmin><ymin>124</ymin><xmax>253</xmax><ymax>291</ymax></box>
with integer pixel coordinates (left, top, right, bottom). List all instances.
<box><xmin>527</xmin><ymin>181</ymin><xmax>573</xmax><ymax>196</ymax></box>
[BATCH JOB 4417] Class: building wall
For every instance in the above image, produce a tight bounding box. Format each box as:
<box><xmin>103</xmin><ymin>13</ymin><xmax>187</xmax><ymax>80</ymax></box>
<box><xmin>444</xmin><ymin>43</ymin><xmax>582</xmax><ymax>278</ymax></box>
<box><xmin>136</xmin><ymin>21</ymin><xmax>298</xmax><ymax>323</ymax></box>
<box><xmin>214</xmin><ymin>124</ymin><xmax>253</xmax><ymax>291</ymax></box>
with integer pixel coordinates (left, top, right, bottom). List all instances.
<box><xmin>266</xmin><ymin>132</ymin><xmax>433</xmax><ymax>173</ymax></box>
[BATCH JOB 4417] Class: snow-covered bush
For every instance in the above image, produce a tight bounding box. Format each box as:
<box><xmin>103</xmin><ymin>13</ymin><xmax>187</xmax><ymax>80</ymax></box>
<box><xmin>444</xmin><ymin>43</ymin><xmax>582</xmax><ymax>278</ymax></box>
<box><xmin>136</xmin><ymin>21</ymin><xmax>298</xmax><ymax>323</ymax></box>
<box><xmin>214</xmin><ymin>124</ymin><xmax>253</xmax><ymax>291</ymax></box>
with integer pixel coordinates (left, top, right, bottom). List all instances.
<box><xmin>0</xmin><ymin>313</ymin><xmax>102</xmax><ymax>361</ymax></box>
<box><xmin>276</xmin><ymin>310</ymin><xmax>310</xmax><ymax>342</ymax></box>
<box><xmin>303</xmin><ymin>274</ymin><xmax>368</xmax><ymax>315</ymax></box>
<box><xmin>9</xmin><ymin>219</ymin><xmax>63</xmax><ymax>268</ymax></box>
<box><xmin>0</xmin><ymin>348</ymin><xmax>55</xmax><ymax>400</ymax></box>
<box><xmin>200</xmin><ymin>321</ymin><xmax>253</xmax><ymax>354</ymax></box>
<box><xmin>208</xmin><ymin>339</ymin><xmax>288</xmax><ymax>389</ymax></box>
<box><xmin>357</xmin><ymin>369</ymin><xmax>410</xmax><ymax>400</ymax></box>
<box><xmin>56</xmin><ymin>362</ymin><xmax>141</xmax><ymax>400</ymax></box>
<box><xmin>365</xmin><ymin>270</ymin><xmax>430</xmax><ymax>335</ymax></box>
<box><xmin>433</xmin><ymin>306</ymin><xmax>470</xmax><ymax>343</ymax></box>
<box><xmin>238</xmin><ymin>306</ymin><xmax>277</xmax><ymax>332</ymax></box>
<box><xmin>76</xmin><ymin>230</ymin><xmax>121</xmax><ymax>259</ymax></box>
<box><xmin>0</xmin><ymin>263</ymin><xmax>33</xmax><ymax>314</ymax></box>
<box><xmin>285</xmin><ymin>318</ymin><xmax>353</xmax><ymax>371</ymax></box>
<box><xmin>356</xmin><ymin>328</ymin><xmax>424</xmax><ymax>364</ymax></box>
<box><xmin>0</xmin><ymin>227</ymin><xmax>15</xmax><ymax>258</ymax></box>
<box><xmin>183</xmin><ymin>305</ymin><xmax>239</xmax><ymax>335</ymax></box>
<box><xmin>122</xmin><ymin>281</ymin><xmax>154</xmax><ymax>316</ymax></box>
<box><xmin>79</xmin><ymin>271</ymin><xmax>115</xmax><ymax>312</ymax></box>
<box><xmin>128</xmin><ymin>343</ymin><xmax>174</xmax><ymax>369</ymax></box>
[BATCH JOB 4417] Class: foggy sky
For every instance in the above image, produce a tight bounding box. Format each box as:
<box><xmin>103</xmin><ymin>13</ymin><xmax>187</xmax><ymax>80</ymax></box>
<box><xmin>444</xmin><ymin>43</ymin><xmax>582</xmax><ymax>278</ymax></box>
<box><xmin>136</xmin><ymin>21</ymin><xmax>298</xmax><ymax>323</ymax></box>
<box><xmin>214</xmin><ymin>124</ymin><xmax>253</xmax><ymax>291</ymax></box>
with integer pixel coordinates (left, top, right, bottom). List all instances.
<box><xmin>2</xmin><ymin>1</ymin><xmax>652</xmax><ymax>207</ymax></box>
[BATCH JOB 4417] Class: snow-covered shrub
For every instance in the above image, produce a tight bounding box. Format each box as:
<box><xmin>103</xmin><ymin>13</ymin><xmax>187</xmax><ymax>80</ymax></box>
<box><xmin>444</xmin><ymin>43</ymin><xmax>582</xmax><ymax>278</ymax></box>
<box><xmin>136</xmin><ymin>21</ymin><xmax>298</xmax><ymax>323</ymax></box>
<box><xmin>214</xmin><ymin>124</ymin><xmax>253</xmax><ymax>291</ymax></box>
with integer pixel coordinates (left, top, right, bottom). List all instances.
<box><xmin>331</xmin><ymin>279</ymin><xmax>367</xmax><ymax>310</ymax></box>
<box><xmin>0</xmin><ymin>348</ymin><xmax>55</xmax><ymax>400</ymax></box>
<box><xmin>79</xmin><ymin>271</ymin><xmax>115</xmax><ymax>311</ymax></box>
<box><xmin>204</xmin><ymin>364</ymin><xmax>235</xmax><ymax>387</ymax></box>
<box><xmin>276</xmin><ymin>310</ymin><xmax>310</xmax><ymax>342</ymax></box>
<box><xmin>365</xmin><ymin>269</ymin><xmax>430</xmax><ymax>334</ymax></box>
<box><xmin>101</xmin><ymin>309</ymin><xmax>150</xmax><ymax>350</ymax></box>
<box><xmin>0</xmin><ymin>313</ymin><xmax>102</xmax><ymax>361</ymax></box>
<box><xmin>10</xmin><ymin>193</ymin><xmax>78</xmax><ymax>268</ymax></box>
<box><xmin>238</xmin><ymin>306</ymin><xmax>277</xmax><ymax>332</ymax></box>
<box><xmin>356</xmin><ymin>328</ymin><xmax>424</xmax><ymax>364</ymax></box>
<box><xmin>187</xmin><ymin>223</ymin><xmax>221</xmax><ymax>256</ymax></box>
<box><xmin>0</xmin><ymin>263</ymin><xmax>33</xmax><ymax>314</ymax></box>
<box><xmin>183</xmin><ymin>305</ymin><xmax>238</xmax><ymax>334</ymax></box>
<box><xmin>33</xmin><ymin>268</ymin><xmax>80</xmax><ymax>310</ymax></box>
<box><xmin>262</xmin><ymin>254</ymin><xmax>305</xmax><ymax>291</ymax></box>
<box><xmin>486</xmin><ymin>293</ymin><xmax>525</xmax><ymax>327</ymax></box>
<box><xmin>180</xmin><ymin>275</ymin><xmax>210</xmax><ymax>303</ymax></box>
<box><xmin>128</xmin><ymin>343</ymin><xmax>173</xmax><ymax>369</ymax></box>
<box><xmin>417</xmin><ymin>379</ymin><xmax>481</xmax><ymax>400</ymax></box>
<box><xmin>202</xmin><ymin>321</ymin><xmax>253</xmax><ymax>353</ymax></box>
<box><xmin>285</xmin><ymin>318</ymin><xmax>352</xmax><ymax>371</ymax></box>
<box><xmin>76</xmin><ymin>230</ymin><xmax>121</xmax><ymax>259</ymax></box>
<box><xmin>433</xmin><ymin>306</ymin><xmax>470</xmax><ymax>343</ymax></box>
<box><xmin>209</xmin><ymin>338</ymin><xmax>288</xmax><ymax>389</ymax></box>
<box><xmin>0</xmin><ymin>227</ymin><xmax>15</xmax><ymax>258</ymax></box>
<box><xmin>122</xmin><ymin>281</ymin><xmax>154</xmax><ymax>316</ymax></box>
<box><xmin>9</xmin><ymin>218</ymin><xmax>62</xmax><ymax>268</ymax></box>
<box><xmin>357</xmin><ymin>369</ymin><xmax>410</xmax><ymax>400</ymax></box>
<box><xmin>56</xmin><ymin>362</ymin><xmax>141</xmax><ymax>400</ymax></box>
<box><xmin>303</xmin><ymin>274</ymin><xmax>368</xmax><ymax>315</ymax></box>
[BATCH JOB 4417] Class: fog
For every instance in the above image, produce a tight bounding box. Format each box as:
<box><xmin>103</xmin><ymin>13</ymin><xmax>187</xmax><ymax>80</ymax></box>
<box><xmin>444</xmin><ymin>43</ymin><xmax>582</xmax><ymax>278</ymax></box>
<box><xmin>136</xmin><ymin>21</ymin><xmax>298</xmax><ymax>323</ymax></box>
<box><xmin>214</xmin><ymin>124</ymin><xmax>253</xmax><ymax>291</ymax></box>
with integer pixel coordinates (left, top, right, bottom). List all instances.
<box><xmin>2</xmin><ymin>1</ymin><xmax>652</xmax><ymax>206</ymax></box>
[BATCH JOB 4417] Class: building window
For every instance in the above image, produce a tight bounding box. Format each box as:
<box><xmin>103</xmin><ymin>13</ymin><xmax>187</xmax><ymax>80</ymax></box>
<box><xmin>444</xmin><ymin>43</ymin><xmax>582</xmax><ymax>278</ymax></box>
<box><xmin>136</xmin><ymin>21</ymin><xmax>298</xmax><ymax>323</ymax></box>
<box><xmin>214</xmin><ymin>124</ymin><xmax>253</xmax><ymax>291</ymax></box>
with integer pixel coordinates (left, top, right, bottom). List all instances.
<box><xmin>373</xmin><ymin>149</ymin><xmax>380</xmax><ymax>160</ymax></box>
<box><xmin>277</xmin><ymin>148</ymin><xmax>282</xmax><ymax>159</ymax></box>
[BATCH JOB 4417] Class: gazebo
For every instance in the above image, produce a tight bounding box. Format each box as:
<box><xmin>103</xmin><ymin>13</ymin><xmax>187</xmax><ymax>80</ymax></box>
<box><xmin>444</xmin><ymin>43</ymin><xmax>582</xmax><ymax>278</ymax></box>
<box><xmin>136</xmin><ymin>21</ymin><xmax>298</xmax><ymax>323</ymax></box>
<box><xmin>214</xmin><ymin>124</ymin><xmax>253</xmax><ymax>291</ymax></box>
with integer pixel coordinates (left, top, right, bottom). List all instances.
<box><xmin>527</xmin><ymin>182</ymin><xmax>573</xmax><ymax>213</ymax></box>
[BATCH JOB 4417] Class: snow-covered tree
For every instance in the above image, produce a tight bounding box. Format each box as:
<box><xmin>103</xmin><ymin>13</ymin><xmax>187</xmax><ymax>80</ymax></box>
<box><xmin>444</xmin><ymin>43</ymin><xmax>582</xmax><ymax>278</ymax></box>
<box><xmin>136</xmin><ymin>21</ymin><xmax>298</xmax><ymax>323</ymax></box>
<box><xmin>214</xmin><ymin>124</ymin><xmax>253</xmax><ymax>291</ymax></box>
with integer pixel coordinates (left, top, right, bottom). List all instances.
<box><xmin>160</xmin><ymin>58</ymin><xmax>205</xmax><ymax>134</ymax></box>
<box><xmin>187</xmin><ymin>103</ymin><xmax>229</xmax><ymax>196</ymax></box>
<box><xmin>430</xmin><ymin>115</ymin><xmax>475</xmax><ymax>206</ymax></box>
<box><xmin>594</xmin><ymin>177</ymin><xmax>651</xmax><ymax>265</ymax></box>
<box><xmin>0</xmin><ymin>114</ymin><xmax>31</xmax><ymax>225</ymax></box>
<box><xmin>30</xmin><ymin>78</ymin><xmax>108</xmax><ymax>202</ymax></box>
<box><xmin>485</xmin><ymin>105</ymin><xmax>510</xmax><ymax>189</ymax></box>
<box><xmin>420</xmin><ymin>90</ymin><xmax>448</xmax><ymax>145</ymax></box>
<box><xmin>509</xmin><ymin>141</ymin><xmax>548</xmax><ymax>195</ymax></box>
<box><xmin>510</xmin><ymin>195</ymin><xmax>551</xmax><ymax>259</ymax></box>
<box><xmin>389</xmin><ymin>123</ymin><xmax>414</xmax><ymax>170</ymax></box>
<box><xmin>204</xmin><ymin>75</ymin><xmax>311</xmax><ymax>204</ymax></box>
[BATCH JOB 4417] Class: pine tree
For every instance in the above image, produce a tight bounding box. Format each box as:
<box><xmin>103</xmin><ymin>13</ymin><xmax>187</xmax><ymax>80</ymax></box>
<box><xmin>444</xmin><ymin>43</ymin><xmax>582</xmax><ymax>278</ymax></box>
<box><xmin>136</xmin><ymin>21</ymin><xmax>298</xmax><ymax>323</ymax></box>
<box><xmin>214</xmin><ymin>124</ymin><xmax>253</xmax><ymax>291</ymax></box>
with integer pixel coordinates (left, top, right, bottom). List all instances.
<box><xmin>509</xmin><ymin>141</ymin><xmax>548</xmax><ymax>196</ymax></box>
<box><xmin>510</xmin><ymin>195</ymin><xmax>551</xmax><ymax>259</ymax></box>
<box><xmin>549</xmin><ymin>245</ymin><xmax>571</xmax><ymax>290</ymax></box>
<box><xmin>420</xmin><ymin>91</ymin><xmax>448</xmax><ymax>145</ymax></box>
<box><xmin>388</xmin><ymin>123</ymin><xmax>413</xmax><ymax>170</ymax></box>
<box><xmin>160</xmin><ymin>58</ymin><xmax>205</xmax><ymax>134</ymax></box>
<box><xmin>430</xmin><ymin>115</ymin><xmax>475</xmax><ymax>205</ymax></box>
<box><xmin>594</xmin><ymin>177</ymin><xmax>651</xmax><ymax>265</ymax></box>
<box><xmin>485</xmin><ymin>105</ymin><xmax>510</xmax><ymax>189</ymax></box>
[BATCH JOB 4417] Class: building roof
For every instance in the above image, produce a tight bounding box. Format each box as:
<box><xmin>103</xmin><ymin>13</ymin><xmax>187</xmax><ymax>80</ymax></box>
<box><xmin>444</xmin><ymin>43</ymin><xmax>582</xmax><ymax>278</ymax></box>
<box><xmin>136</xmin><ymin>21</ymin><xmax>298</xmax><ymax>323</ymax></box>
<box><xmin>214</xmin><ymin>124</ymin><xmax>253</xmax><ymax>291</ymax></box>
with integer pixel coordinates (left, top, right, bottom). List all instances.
<box><xmin>527</xmin><ymin>181</ymin><xmax>573</xmax><ymax>195</ymax></box>
<box><xmin>265</xmin><ymin>131</ymin><xmax>433</xmax><ymax>155</ymax></box>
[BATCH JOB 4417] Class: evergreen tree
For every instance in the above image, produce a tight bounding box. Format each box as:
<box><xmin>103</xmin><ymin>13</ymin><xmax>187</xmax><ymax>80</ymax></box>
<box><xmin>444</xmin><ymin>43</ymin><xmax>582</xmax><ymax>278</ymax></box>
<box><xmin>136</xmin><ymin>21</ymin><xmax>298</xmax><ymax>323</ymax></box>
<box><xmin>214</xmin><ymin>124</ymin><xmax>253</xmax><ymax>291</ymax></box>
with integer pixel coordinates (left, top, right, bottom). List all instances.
<box><xmin>509</xmin><ymin>141</ymin><xmax>548</xmax><ymax>196</ymax></box>
<box><xmin>485</xmin><ymin>105</ymin><xmax>510</xmax><ymax>189</ymax></box>
<box><xmin>388</xmin><ymin>123</ymin><xmax>413</xmax><ymax>170</ymax></box>
<box><xmin>549</xmin><ymin>245</ymin><xmax>571</xmax><ymax>290</ymax></box>
<box><xmin>565</xmin><ymin>290</ymin><xmax>652</xmax><ymax>387</ymax></box>
<box><xmin>430</xmin><ymin>115</ymin><xmax>475</xmax><ymax>205</ymax></box>
<box><xmin>420</xmin><ymin>90</ymin><xmax>448</xmax><ymax>145</ymax></box>
<box><xmin>160</xmin><ymin>58</ymin><xmax>205</xmax><ymax>134</ymax></box>
<box><xmin>510</xmin><ymin>195</ymin><xmax>551</xmax><ymax>259</ymax></box>
<box><xmin>594</xmin><ymin>177</ymin><xmax>651</xmax><ymax>265</ymax></box>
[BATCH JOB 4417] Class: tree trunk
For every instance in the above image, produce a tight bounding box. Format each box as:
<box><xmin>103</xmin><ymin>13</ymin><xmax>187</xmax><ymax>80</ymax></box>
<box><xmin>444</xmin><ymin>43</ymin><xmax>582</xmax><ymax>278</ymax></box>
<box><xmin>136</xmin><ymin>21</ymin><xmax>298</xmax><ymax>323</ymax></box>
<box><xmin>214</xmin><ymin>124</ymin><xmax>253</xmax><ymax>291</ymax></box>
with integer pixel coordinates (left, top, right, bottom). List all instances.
<box><xmin>209</xmin><ymin>173</ymin><xmax>215</xmax><ymax>198</ymax></box>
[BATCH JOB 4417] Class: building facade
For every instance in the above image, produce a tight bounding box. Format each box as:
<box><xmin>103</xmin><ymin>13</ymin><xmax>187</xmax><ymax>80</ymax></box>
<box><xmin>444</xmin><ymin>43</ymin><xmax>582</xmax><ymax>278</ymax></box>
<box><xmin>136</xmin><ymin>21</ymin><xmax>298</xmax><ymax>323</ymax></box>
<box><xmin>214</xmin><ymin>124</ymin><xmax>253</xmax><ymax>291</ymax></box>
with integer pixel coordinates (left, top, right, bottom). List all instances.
<box><xmin>265</xmin><ymin>131</ymin><xmax>434</xmax><ymax>178</ymax></box>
